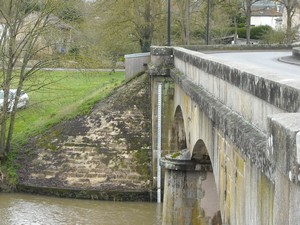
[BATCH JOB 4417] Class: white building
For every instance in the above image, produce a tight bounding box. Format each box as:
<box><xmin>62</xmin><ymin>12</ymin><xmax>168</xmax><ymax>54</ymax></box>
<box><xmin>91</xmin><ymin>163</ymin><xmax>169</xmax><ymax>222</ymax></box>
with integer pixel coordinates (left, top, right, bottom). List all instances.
<box><xmin>251</xmin><ymin>1</ymin><xmax>283</xmax><ymax>29</ymax></box>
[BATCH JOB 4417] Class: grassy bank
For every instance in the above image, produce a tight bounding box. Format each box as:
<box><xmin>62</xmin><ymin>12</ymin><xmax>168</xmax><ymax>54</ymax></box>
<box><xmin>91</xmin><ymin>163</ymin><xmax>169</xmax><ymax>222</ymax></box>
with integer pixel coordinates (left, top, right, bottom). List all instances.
<box><xmin>13</xmin><ymin>70</ymin><xmax>125</xmax><ymax>145</ymax></box>
<box><xmin>2</xmin><ymin>70</ymin><xmax>125</xmax><ymax>186</ymax></box>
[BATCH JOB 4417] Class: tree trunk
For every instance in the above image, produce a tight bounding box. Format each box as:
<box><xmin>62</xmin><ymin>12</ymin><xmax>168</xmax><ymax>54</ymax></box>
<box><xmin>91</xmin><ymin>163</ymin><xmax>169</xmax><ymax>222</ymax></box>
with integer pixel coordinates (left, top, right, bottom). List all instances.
<box><xmin>185</xmin><ymin>0</ymin><xmax>190</xmax><ymax>45</ymax></box>
<box><xmin>139</xmin><ymin>0</ymin><xmax>153</xmax><ymax>52</ymax></box>
<box><xmin>234</xmin><ymin>15</ymin><xmax>238</xmax><ymax>44</ymax></box>
<box><xmin>206</xmin><ymin>0</ymin><xmax>211</xmax><ymax>45</ymax></box>
<box><xmin>0</xmin><ymin>0</ymin><xmax>61</xmax><ymax>158</ymax></box>
<box><xmin>286</xmin><ymin>9</ymin><xmax>293</xmax><ymax>44</ymax></box>
<box><xmin>245</xmin><ymin>0</ymin><xmax>251</xmax><ymax>45</ymax></box>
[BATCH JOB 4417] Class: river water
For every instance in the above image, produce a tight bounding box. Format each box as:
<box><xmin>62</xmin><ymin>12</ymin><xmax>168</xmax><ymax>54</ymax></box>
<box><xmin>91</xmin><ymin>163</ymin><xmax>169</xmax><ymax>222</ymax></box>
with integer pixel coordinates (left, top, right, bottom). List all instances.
<box><xmin>0</xmin><ymin>193</ymin><xmax>161</xmax><ymax>225</ymax></box>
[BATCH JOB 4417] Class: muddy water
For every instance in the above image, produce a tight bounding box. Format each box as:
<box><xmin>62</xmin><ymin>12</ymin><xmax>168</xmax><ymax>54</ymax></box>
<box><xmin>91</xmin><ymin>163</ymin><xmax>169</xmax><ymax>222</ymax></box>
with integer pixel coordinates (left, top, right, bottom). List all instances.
<box><xmin>0</xmin><ymin>193</ymin><xmax>161</xmax><ymax>225</ymax></box>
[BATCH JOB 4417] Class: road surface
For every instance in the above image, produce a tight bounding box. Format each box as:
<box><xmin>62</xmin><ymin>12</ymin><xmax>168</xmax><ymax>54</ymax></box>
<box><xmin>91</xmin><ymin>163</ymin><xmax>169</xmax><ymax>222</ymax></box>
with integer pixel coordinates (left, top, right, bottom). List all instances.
<box><xmin>208</xmin><ymin>51</ymin><xmax>300</xmax><ymax>80</ymax></box>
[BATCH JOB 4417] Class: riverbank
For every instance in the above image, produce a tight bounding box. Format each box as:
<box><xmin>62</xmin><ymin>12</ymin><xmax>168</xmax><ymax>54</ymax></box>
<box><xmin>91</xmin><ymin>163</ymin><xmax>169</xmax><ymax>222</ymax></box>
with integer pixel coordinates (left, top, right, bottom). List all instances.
<box><xmin>13</xmin><ymin>73</ymin><xmax>152</xmax><ymax>201</ymax></box>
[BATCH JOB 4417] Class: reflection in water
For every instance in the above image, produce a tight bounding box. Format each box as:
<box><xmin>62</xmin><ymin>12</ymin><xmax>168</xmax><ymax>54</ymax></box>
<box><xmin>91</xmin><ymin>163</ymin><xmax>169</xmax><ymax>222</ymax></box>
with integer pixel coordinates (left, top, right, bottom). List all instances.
<box><xmin>0</xmin><ymin>193</ymin><xmax>161</xmax><ymax>225</ymax></box>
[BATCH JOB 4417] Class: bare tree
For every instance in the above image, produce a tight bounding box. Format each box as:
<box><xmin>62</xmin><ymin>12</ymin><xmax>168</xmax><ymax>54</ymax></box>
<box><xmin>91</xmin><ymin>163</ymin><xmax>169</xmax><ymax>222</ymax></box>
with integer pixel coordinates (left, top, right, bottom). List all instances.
<box><xmin>94</xmin><ymin>0</ymin><xmax>168</xmax><ymax>54</ymax></box>
<box><xmin>244</xmin><ymin>0</ymin><xmax>252</xmax><ymax>44</ymax></box>
<box><xmin>174</xmin><ymin>0</ymin><xmax>191</xmax><ymax>45</ymax></box>
<box><xmin>243</xmin><ymin>0</ymin><xmax>260</xmax><ymax>44</ymax></box>
<box><xmin>172</xmin><ymin>0</ymin><xmax>205</xmax><ymax>45</ymax></box>
<box><xmin>278</xmin><ymin>0</ymin><xmax>300</xmax><ymax>44</ymax></box>
<box><xmin>0</xmin><ymin>0</ymin><xmax>62</xmax><ymax>159</ymax></box>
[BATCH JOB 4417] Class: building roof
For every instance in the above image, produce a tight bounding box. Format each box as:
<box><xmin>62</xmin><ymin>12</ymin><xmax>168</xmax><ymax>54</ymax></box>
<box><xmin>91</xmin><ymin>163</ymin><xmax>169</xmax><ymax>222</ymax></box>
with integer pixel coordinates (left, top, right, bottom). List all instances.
<box><xmin>251</xmin><ymin>0</ymin><xmax>282</xmax><ymax>17</ymax></box>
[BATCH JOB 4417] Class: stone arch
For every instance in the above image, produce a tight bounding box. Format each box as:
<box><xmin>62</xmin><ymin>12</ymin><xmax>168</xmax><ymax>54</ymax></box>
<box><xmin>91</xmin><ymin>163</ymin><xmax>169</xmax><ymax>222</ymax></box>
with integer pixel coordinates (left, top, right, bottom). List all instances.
<box><xmin>172</xmin><ymin>106</ymin><xmax>187</xmax><ymax>151</ymax></box>
<box><xmin>192</xmin><ymin>139</ymin><xmax>211</xmax><ymax>162</ymax></box>
<box><xmin>192</xmin><ymin>139</ymin><xmax>222</xmax><ymax>225</ymax></box>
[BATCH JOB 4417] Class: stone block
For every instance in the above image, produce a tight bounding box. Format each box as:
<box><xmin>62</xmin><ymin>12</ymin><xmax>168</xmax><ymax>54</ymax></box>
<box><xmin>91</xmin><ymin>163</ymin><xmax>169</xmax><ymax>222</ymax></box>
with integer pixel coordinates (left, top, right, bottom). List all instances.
<box><xmin>235</xmin><ymin>152</ymin><xmax>245</xmax><ymax>175</ymax></box>
<box><xmin>235</xmin><ymin>171</ymin><xmax>245</xmax><ymax>225</ymax></box>
<box><xmin>268</xmin><ymin>113</ymin><xmax>300</xmax><ymax>184</ymax></box>
<box><xmin>149</xmin><ymin>46</ymin><xmax>174</xmax><ymax>77</ymax></box>
<box><xmin>289</xmin><ymin>180</ymin><xmax>300</xmax><ymax>225</ymax></box>
<box><xmin>273</xmin><ymin>169</ymin><xmax>290</xmax><ymax>225</ymax></box>
<box><xmin>258</xmin><ymin>174</ymin><xmax>274</xmax><ymax>225</ymax></box>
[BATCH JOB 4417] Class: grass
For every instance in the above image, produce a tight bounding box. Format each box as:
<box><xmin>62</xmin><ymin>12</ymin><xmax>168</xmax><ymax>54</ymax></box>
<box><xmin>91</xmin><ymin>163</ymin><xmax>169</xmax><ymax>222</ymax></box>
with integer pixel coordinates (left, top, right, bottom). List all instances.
<box><xmin>12</xmin><ymin>70</ymin><xmax>125</xmax><ymax>146</ymax></box>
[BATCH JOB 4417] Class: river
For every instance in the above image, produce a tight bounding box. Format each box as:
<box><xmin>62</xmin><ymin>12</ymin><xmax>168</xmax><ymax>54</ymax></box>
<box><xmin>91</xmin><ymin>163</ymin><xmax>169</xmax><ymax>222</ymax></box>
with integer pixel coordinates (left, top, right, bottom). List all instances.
<box><xmin>0</xmin><ymin>193</ymin><xmax>161</xmax><ymax>225</ymax></box>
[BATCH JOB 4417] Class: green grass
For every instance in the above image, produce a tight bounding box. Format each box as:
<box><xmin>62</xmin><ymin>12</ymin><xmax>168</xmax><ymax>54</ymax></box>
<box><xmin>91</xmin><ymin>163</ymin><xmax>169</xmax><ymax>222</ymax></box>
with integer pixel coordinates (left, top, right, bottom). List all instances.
<box><xmin>12</xmin><ymin>70</ymin><xmax>125</xmax><ymax>146</ymax></box>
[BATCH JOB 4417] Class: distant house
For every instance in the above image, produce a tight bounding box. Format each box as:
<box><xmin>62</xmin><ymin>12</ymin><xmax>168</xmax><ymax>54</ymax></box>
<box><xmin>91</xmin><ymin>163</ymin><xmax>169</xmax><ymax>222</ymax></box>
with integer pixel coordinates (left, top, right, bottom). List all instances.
<box><xmin>0</xmin><ymin>13</ymin><xmax>73</xmax><ymax>55</ymax></box>
<box><xmin>251</xmin><ymin>0</ymin><xmax>283</xmax><ymax>29</ymax></box>
<box><xmin>48</xmin><ymin>15</ymin><xmax>73</xmax><ymax>54</ymax></box>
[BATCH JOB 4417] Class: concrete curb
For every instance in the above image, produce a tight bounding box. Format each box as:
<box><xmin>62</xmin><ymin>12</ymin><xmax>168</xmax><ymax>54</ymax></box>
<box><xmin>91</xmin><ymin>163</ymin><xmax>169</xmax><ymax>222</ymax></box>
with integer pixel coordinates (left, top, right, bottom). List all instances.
<box><xmin>292</xmin><ymin>47</ymin><xmax>300</xmax><ymax>59</ymax></box>
<box><xmin>278</xmin><ymin>56</ymin><xmax>300</xmax><ymax>66</ymax></box>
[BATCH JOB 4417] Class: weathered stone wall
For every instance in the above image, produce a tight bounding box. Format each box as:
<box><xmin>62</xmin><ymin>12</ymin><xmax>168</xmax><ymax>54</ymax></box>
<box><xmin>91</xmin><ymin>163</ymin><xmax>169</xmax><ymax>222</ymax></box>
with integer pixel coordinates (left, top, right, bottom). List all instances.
<box><xmin>150</xmin><ymin>76</ymin><xmax>175</xmax><ymax>194</ymax></box>
<box><xmin>268</xmin><ymin>113</ymin><xmax>300</xmax><ymax>225</ymax></box>
<box><xmin>171</xmin><ymin>83</ymin><xmax>274</xmax><ymax>225</ymax></box>
<box><xmin>151</xmin><ymin>45</ymin><xmax>300</xmax><ymax>225</ymax></box>
<box><xmin>149</xmin><ymin>47</ymin><xmax>176</xmax><ymax>196</ymax></box>
<box><xmin>161</xmin><ymin>154</ymin><xmax>221</xmax><ymax>225</ymax></box>
<box><xmin>16</xmin><ymin>74</ymin><xmax>152</xmax><ymax>201</ymax></box>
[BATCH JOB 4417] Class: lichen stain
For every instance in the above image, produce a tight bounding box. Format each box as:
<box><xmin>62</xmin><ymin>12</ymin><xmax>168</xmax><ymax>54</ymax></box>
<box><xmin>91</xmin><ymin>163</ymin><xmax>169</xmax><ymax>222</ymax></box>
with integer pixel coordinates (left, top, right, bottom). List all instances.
<box><xmin>258</xmin><ymin>174</ymin><xmax>274</xmax><ymax>225</ymax></box>
<box><xmin>192</xmin><ymin>201</ymin><xmax>209</xmax><ymax>225</ymax></box>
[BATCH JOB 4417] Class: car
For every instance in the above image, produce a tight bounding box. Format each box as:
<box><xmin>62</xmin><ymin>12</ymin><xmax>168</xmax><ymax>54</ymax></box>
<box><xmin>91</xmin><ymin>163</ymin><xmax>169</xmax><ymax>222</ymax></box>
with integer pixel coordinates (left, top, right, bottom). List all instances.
<box><xmin>0</xmin><ymin>89</ymin><xmax>29</xmax><ymax>111</ymax></box>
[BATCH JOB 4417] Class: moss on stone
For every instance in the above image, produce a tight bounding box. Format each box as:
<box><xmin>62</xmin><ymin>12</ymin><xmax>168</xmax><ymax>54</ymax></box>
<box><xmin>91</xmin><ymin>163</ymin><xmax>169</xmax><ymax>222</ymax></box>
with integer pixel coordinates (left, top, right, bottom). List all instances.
<box><xmin>170</xmin><ymin>152</ymin><xmax>181</xmax><ymax>159</ymax></box>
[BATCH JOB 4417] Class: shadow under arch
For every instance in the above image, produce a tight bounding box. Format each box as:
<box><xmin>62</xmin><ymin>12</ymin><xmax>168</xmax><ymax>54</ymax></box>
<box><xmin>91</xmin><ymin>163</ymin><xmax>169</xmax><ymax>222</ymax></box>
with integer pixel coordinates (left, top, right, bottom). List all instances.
<box><xmin>192</xmin><ymin>139</ymin><xmax>211</xmax><ymax>161</ymax></box>
<box><xmin>192</xmin><ymin>139</ymin><xmax>222</xmax><ymax>225</ymax></box>
<box><xmin>172</xmin><ymin>106</ymin><xmax>187</xmax><ymax>151</ymax></box>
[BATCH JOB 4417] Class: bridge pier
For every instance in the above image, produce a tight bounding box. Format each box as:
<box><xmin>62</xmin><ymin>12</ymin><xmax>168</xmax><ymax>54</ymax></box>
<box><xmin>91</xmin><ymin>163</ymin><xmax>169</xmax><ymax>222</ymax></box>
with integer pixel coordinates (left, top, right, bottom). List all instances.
<box><xmin>149</xmin><ymin>46</ymin><xmax>175</xmax><ymax>200</ymax></box>
<box><xmin>161</xmin><ymin>152</ymin><xmax>221</xmax><ymax>225</ymax></box>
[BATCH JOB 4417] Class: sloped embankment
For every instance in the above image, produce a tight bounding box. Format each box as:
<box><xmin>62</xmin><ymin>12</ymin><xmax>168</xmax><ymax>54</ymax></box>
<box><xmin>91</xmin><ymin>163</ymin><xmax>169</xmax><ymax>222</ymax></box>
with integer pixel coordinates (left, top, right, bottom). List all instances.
<box><xmin>16</xmin><ymin>74</ymin><xmax>152</xmax><ymax>201</ymax></box>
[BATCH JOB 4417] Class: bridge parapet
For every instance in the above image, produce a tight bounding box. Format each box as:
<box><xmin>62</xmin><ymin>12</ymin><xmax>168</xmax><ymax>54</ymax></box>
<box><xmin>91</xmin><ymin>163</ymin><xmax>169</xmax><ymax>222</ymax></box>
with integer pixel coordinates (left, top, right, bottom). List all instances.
<box><xmin>149</xmin><ymin>46</ymin><xmax>173</xmax><ymax>76</ymax></box>
<box><xmin>268</xmin><ymin>114</ymin><xmax>300</xmax><ymax>184</ymax></box>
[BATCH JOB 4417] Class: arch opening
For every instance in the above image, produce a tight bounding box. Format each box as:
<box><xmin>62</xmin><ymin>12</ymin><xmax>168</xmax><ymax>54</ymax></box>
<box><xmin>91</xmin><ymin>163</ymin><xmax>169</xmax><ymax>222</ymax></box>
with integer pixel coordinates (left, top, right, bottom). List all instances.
<box><xmin>172</xmin><ymin>106</ymin><xmax>187</xmax><ymax>151</ymax></box>
<box><xmin>192</xmin><ymin>139</ymin><xmax>211</xmax><ymax>162</ymax></box>
<box><xmin>192</xmin><ymin>139</ymin><xmax>222</xmax><ymax>225</ymax></box>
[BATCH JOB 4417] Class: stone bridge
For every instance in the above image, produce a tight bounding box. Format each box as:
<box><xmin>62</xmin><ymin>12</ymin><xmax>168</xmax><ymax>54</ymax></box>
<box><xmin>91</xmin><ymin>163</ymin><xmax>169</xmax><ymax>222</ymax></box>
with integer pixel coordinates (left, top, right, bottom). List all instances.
<box><xmin>149</xmin><ymin>46</ymin><xmax>300</xmax><ymax>225</ymax></box>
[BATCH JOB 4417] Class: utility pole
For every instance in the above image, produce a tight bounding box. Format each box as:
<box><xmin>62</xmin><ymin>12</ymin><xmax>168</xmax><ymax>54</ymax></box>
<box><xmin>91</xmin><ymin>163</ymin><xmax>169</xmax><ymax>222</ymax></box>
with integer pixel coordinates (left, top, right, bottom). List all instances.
<box><xmin>168</xmin><ymin>0</ymin><xmax>171</xmax><ymax>46</ymax></box>
<box><xmin>206</xmin><ymin>0</ymin><xmax>211</xmax><ymax>45</ymax></box>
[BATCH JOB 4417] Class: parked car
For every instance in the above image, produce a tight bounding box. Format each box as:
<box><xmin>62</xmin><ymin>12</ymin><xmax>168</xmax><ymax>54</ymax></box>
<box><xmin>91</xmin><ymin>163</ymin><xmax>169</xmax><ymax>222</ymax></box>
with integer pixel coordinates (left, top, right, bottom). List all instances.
<box><xmin>0</xmin><ymin>89</ymin><xmax>29</xmax><ymax>111</ymax></box>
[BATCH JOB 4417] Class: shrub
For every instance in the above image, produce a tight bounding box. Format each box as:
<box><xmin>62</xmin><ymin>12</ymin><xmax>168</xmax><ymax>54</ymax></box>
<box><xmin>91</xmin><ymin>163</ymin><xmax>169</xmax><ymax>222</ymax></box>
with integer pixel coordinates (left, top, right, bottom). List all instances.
<box><xmin>261</xmin><ymin>29</ymin><xmax>287</xmax><ymax>44</ymax></box>
<box><xmin>237</xmin><ymin>27</ymin><xmax>246</xmax><ymax>38</ymax></box>
<box><xmin>235</xmin><ymin>25</ymin><xmax>273</xmax><ymax>40</ymax></box>
<box><xmin>251</xmin><ymin>25</ymin><xmax>273</xmax><ymax>39</ymax></box>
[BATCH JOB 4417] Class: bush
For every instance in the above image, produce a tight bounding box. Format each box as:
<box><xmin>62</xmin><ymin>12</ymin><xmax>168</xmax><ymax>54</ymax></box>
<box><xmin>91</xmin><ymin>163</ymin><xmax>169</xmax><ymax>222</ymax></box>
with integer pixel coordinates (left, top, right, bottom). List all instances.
<box><xmin>236</xmin><ymin>25</ymin><xmax>273</xmax><ymax>40</ymax></box>
<box><xmin>260</xmin><ymin>29</ymin><xmax>287</xmax><ymax>44</ymax></box>
<box><xmin>251</xmin><ymin>25</ymin><xmax>273</xmax><ymax>39</ymax></box>
<box><xmin>237</xmin><ymin>27</ymin><xmax>246</xmax><ymax>38</ymax></box>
